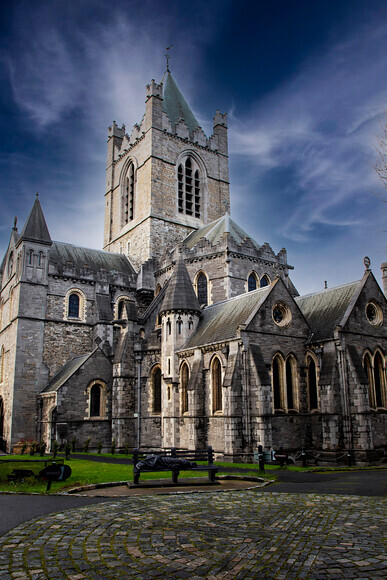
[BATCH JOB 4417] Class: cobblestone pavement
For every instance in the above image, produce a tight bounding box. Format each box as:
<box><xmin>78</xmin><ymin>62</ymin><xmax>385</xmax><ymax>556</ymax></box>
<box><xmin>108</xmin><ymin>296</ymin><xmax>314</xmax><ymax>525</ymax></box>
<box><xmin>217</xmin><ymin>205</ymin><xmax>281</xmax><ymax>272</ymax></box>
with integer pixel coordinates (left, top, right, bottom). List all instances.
<box><xmin>0</xmin><ymin>491</ymin><xmax>385</xmax><ymax>579</ymax></box>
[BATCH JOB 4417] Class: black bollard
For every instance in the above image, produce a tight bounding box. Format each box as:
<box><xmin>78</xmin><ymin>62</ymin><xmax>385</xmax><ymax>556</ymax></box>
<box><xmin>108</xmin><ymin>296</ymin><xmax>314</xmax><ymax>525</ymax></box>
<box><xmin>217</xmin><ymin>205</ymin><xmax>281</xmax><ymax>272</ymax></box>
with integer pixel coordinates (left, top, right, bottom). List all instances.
<box><xmin>347</xmin><ymin>451</ymin><xmax>352</xmax><ymax>467</ymax></box>
<box><xmin>301</xmin><ymin>447</ymin><xmax>307</xmax><ymax>468</ymax></box>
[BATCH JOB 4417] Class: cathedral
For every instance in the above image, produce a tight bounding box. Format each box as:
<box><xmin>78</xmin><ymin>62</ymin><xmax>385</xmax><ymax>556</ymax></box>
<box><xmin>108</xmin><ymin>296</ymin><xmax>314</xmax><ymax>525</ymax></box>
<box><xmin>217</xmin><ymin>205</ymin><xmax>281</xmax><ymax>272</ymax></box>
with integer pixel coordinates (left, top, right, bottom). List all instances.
<box><xmin>0</xmin><ymin>68</ymin><xmax>386</xmax><ymax>463</ymax></box>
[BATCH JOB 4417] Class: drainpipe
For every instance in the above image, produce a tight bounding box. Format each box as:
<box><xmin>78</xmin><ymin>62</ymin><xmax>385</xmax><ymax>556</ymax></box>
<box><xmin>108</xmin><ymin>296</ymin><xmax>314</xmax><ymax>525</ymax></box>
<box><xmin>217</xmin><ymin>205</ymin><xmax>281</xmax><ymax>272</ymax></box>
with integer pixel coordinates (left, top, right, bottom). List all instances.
<box><xmin>335</xmin><ymin>328</ymin><xmax>353</xmax><ymax>450</ymax></box>
<box><xmin>134</xmin><ymin>342</ymin><xmax>143</xmax><ymax>450</ymax></box>
<box><xmin>241</xmin><ymin>342</ymin><xmax>251</xmax><ymax>450</ymax></box>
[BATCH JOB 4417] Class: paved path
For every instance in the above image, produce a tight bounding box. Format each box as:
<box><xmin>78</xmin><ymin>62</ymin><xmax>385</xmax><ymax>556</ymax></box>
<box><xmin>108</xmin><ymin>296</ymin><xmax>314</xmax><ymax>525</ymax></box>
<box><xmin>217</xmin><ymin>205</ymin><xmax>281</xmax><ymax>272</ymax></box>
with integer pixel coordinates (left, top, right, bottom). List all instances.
<box><xmin>0</xmin><ymin>490</ymin><xmax>385</xmax><ymax>579</ymax></box>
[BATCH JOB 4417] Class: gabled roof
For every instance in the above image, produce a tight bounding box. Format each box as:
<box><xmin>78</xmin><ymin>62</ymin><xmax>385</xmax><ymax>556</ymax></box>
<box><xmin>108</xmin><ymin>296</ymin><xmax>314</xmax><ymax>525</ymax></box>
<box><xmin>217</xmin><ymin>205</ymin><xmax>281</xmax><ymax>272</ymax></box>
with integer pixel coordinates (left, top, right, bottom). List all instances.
<box><xmin>160</xmin><ymin>256</ymin><xmax>201</xmax><ymax>314</ymax></box>
<box><xmin>49</xmin><ymin>241</ymin><xmax>136</xmax><ymax>276</ymax></box>
<box><xmin>41</xmin><ymin>352</ymin><xmax>92</xmax><ymax>393</ymax></box>
<box><xmin>183</xmin><ymin>284</ymin><xmax>272</xmax><ymax>349</ymax></box>
<box><xmin>183</xmin><ymin>214</ymin><xmax>261</xmax><ymax>251</ymax></box>
<box><xmin>295</xmin><ymin>280</ymin><xmax>362</xmax><ymax>342</ymax></box>
<box><xmin>161</xmin><ymin>71</ymin><xmax>200</xmax><ymax>133</ymax></box>
<box><xmin>19</xmin><ymin>195</ymin><xmax>51</xmax><ymax>245</ymax></box>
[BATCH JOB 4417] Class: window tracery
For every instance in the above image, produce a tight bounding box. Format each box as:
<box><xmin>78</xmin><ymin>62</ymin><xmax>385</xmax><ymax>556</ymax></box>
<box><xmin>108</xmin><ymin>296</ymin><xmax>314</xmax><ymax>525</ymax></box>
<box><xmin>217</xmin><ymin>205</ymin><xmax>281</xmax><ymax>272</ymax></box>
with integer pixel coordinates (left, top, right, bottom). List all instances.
<box><xmin>178</xmin><ymin>157</ymin><xmax>201</xmax><ymax>218</ymax></box>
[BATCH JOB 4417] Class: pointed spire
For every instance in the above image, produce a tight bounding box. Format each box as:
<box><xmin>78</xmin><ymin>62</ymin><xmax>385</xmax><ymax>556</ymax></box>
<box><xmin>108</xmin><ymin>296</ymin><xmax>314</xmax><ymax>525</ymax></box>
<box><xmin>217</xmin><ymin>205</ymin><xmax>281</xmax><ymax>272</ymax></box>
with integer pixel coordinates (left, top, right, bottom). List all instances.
<box><xmin>161</xmin><ymin>72</ymin><xmax>200</xmax><ymax>133</ymax></box>
<box><xmin>19</xmin><ymin>195</ymin><xmax>52</xmax><ymax>245</ymax></box>
<box><xmin>160</xmin><ymin>255</ymin><xmax>201</xmax><ymax>314</ymax></box>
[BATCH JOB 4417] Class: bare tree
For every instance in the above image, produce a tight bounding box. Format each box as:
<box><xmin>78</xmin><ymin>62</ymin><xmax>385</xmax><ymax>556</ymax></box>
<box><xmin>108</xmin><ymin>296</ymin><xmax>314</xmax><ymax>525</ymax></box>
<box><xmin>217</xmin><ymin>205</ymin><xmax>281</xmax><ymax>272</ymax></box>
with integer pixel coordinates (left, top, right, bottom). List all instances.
<box><xmin>374</xmin><ymin>119</ymin><xmax>387</xmax><ymax>201</ymax></box>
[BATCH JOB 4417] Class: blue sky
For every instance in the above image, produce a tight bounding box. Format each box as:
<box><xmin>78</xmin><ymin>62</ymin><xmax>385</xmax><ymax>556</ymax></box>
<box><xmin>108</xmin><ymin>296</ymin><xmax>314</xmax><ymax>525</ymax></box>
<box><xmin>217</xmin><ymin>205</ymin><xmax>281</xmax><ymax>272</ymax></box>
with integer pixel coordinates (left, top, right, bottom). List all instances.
<box><xmin>0</xmin><ymin>0</ymin><xmax>386</xmax><ymax>294</ymax></box>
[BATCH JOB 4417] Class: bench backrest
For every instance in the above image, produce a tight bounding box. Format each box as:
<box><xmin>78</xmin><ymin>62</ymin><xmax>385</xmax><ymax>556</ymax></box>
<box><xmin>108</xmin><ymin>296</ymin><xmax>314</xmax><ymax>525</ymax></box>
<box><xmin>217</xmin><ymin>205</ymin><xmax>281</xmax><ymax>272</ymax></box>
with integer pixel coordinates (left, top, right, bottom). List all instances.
<box><xmin>133</xmin><ymin>446</ymin><xmax>214</xmax><ymax>465</ymax></box>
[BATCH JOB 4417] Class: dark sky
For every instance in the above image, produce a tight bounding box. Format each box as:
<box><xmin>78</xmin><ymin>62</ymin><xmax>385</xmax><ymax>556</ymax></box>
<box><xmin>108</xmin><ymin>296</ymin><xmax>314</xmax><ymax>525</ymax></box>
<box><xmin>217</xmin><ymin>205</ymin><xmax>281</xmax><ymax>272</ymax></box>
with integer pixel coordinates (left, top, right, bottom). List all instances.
<box><xmin>0</xmin><ymin>0</ymin><xmax>386</xmax><ymax>293</ymax></box>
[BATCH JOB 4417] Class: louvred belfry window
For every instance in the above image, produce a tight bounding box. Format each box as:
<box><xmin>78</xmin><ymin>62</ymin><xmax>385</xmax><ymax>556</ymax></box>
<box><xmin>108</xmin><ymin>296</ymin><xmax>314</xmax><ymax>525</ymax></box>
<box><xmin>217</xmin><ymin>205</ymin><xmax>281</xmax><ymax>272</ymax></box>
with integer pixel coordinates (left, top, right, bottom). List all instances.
<box><xmin>123</xmin><ymin>163</ymin><xmax>135</xmax><ymax>225</ymax></box>
<box><xmin>178</xmin><ymin>157</ymin><xmax>200</xmax><ymax>218</ymax></box>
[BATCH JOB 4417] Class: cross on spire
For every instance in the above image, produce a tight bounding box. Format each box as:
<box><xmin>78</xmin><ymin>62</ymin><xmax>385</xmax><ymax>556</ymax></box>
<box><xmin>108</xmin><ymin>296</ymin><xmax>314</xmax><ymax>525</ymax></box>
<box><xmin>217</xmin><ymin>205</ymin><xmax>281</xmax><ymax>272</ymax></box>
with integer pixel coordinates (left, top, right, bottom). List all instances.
<box><xmin>165</xmin><ymin>45</ymin><xmax>173</xmax><ymax>72</ymax></box>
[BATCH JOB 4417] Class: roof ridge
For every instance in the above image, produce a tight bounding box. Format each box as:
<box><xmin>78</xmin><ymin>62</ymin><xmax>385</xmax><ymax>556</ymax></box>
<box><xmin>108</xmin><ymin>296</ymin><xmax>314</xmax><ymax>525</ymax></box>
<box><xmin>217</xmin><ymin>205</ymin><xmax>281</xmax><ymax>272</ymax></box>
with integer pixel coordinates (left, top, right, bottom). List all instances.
<box><xmin>296</xmin><ymin>279</ymin><xmax>361</xmax><ymax>300</ymax></box>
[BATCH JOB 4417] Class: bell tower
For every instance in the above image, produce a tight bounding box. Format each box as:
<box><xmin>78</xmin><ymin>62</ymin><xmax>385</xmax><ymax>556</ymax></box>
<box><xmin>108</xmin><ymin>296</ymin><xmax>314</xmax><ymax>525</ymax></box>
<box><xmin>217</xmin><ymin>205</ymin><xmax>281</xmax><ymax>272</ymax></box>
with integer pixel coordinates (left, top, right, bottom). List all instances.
<box><xmin>103</xmin><ymin>70</ymin><xmax>230</xmax><ymax>271</ymax></box>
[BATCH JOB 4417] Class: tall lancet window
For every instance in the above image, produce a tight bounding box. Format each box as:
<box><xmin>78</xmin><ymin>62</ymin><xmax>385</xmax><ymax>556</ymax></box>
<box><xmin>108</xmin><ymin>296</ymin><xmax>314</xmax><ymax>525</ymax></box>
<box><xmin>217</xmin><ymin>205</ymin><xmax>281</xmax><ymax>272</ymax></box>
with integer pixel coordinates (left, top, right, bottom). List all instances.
<box><xmin>123</xmin><ymin>163</ymin><xmax>135</xmax><ymax>225</ymax></box>
<box><xmin>178</xmin><ymin>157</ymin><xmax>201</xmax><ymax>218</ymax></box>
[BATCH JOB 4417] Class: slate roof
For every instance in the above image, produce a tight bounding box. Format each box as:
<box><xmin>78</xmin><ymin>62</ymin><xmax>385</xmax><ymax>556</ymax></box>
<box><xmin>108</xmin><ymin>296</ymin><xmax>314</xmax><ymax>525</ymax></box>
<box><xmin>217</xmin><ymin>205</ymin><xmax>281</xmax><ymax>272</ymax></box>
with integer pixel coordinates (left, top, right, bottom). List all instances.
<box><xmin>183</xmin><ymin>214</ymin><xmax>261</xmax><ymax>251</ymax></box>
<box><xmin>49</xmin><ymin>241</ymin><xmax>136</xmax><ymax>275</ymax></box>
<box><xmin>41</xmin><ymin>352</ymin><xmax>92</xmax><ymax>393</ymax></box>
<box><xmin>295</xmin><ymin>280</ymin><xmax>362</xmax><ymax>342</ymax></box>
<box><xmin>183</xmin><ymin>285</ymin><xmax>272</xmax><ymax>349</ymax></box>
<box><xmin>160</xmin><ymin>256</ymin><xmax>201</xmax><ymax>314</ymax></box>
<box><xmin>19</xmin><ymin>196</ymin><xmax>51</xmax><ymax>244</ymax></box>
<box><xmin>161</xmin><ymin>71</ymin><xmax>200</xmax><ymax>133</ymax></box>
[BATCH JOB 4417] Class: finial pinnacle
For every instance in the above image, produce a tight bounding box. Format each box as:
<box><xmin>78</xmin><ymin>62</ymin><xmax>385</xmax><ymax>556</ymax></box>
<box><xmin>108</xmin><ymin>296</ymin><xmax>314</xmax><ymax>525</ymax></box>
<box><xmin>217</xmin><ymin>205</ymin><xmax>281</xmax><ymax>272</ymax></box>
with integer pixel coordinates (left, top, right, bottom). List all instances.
<box><xmin>36</xmin><ymin>192</ymin><xmax>39</xmax><ymax>198</ymax></box>
<box><xmin>364</xmin><ymin>256</ymin><xmax>371</xmax><ymax>271</ymax></box>
<box><xmin>13</xmin><ymin>216</ymin><xmax>17</xmax><ymax>230</ymax></box>
<box><xmin>165</xmin><ymin>45</ymin><xmax>173</xmax><ymax>72</ymax></box>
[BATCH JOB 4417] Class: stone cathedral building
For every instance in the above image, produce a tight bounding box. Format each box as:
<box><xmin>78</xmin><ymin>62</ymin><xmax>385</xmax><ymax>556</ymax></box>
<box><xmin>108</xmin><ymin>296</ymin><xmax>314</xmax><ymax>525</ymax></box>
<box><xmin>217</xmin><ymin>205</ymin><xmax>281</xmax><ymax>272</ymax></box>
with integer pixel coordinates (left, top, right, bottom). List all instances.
<box><xmin>0</xmin><ymin>69</ymin><xmax>386</xmax><ymax>462</ymax></box>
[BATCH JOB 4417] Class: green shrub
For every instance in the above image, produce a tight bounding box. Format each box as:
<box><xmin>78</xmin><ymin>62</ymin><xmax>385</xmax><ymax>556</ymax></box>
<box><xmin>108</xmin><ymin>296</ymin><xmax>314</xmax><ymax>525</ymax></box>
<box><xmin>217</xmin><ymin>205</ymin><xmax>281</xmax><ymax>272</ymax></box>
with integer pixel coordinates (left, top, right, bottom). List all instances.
<box><xmin>97</xmin><ymin>442</ymin><xmax>102</xmax><ymax>454</ymax></box>
<box><xmin>111</xmin><ymin>439</ymin><xmax>116</xmax><ymax>455</ymax></box>
<box><xmin>83</xmin><ymin>438</ymin><xmax>90</xmax><ymax>453</ymax></box>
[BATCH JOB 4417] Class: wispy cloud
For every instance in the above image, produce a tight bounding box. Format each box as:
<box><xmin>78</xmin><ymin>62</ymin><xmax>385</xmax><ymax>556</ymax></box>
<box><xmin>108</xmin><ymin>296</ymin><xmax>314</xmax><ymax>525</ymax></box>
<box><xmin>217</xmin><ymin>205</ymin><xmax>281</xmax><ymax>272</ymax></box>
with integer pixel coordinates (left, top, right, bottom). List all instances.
<box><xmin>229</xmin><ymin>19</ymin><xmax>387</xmax><ymax>244</ymax></box>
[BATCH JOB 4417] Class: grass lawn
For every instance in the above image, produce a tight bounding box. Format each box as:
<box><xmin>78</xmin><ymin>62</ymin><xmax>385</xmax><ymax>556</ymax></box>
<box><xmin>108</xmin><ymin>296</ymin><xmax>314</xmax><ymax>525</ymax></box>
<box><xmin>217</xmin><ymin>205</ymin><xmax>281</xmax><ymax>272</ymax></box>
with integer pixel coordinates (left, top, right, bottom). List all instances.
<box><xmin>0</xmin><ymin>454</ymin><xmax>273</xmax><ymax>494</ymax></box>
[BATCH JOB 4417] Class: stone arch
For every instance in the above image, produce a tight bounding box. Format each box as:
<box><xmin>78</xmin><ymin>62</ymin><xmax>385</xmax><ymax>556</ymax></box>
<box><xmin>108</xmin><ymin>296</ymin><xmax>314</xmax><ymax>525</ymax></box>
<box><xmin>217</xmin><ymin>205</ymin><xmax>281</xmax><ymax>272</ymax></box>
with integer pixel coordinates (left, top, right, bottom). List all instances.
<box><xmin>247</xmin><ymin>271</ymin><xmax>259</xmax><ymax>292</ymax></box>
<box><xmin>260</xmin><ymin>274</ymin><xmax>271</xmax><ymax>288</ymax></box>
<box><xmin>86</xmin><ymin>380</ymin><xmax>108</xmax><ymax>419</ymax></box>
<box><xmin>64</xmin><ymin>288</ymin><xmax>87</xmax><ymax>322</ymax></box>
<box><xmin>176</xmin><ymin>150</ymin><xmax>208</xmax><ymax>221</ymax></box>
<box><xmin>151</xmin><ymin>365</ymin><xmax>162</xmax><ymax>413</ymax></box>
<box><xmin>119</xmin><ymin>156</ymin><xmax>138</xmax><ymax>228</ymax></box>
<box><xmin>285</xmin><ymin>354</ymin><xmax>298</xmax><ymax>412</ymax></box>
<box><xmin>306</xmin><ymin>352</ymin><xmax>319</xmax><ymax>412</ymax></box>
<box><xmin>272</xmin><ymin>353</ymin><xmax>285</xmax><ymax>412</ymax></box>
<box><xmin>180</xmin><ymin>360</ymin><xmax>190</xmax><ymax>414</ymax></box>
<box><xmin>211</xmin><ymin>355</ymin><xmax>223</xmax><ymax>413</ymax></box>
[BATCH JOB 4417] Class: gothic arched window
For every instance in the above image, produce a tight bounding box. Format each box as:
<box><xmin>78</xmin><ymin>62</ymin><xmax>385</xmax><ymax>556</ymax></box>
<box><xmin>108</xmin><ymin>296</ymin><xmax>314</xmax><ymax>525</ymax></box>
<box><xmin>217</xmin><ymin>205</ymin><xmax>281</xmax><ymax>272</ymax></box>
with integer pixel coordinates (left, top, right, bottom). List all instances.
<box><xmin>374</xmin><ymin>351</ymin><xmax>386</xmax><ymax>408</ymax></box>
<box><xmin>0</xmin><ymin>396</ymin><xmax>3</xmax><ymax>441</ymax></box>
<box><xmin>123</xmin><ymin>162</ymin><xmax>135</xmax><ymax>226</ymax></box>
<box><xmin>177</xmin><ymin>316</ymin><xmax>183</xmax><ymax>335</ymax></box>
<box><xmin>364</xmin><ymin>353</ymin><xmax>375</xmax><ymax>408</ymax></box>
<box><xmin>260</xmin><ymin>275</ymin><xmax>270</xmax><ymax>288</ymax></box>
<box><xmin>196</xmin><ymin>272</ymin><xmax>208</xmax><ymax>306</ymax></box>
<box><xmin>90</xmin><ymin>384</ymin><xmax>101</xmax><ymax>417</ymax></box>
<box><xmin>152</xmin><ymin>366</ymin><xmax>162</xmax><ymax>413</ymax></box>
<box><xmin>181</xmin><ymin>362</ymin><xmax>189</xmax><ymax>414</ymax></box>
<box><xmin>178</xmin><ymin>157</ymin><xmax>201</xmax><ymax>218</ymax></box>
<box><xmin>272</xmin><ymin>355</ymin><xmax>284</xmax><ymax>411</ymax></box>
<box><xmin>286</xmin><ymin>356</ymin><xmax>297</xmax><ymax>411</ymax></box>
<box><xmin>248</xmin><ymin>272</ymin><xmax>258</xmax><ymax>292</ymax></box>
<box><xmin>212</xmin><ymin>357</ymin><xmax>222</xmax><ymax>413</ymax></box>
<box><xmin>68</xmin><ymin>293</ymin><xmax>80</xmax><ymax>318</ymax></box>
<box><xmin>307</xmin><ymin>356</ymin><xmax>319</xmax><ymax>411</ymax></box>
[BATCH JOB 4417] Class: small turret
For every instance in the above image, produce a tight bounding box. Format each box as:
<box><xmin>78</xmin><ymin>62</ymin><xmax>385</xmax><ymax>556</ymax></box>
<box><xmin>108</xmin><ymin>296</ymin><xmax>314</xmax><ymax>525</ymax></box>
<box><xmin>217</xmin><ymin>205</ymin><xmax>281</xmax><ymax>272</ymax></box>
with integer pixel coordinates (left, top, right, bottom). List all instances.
<box><xmin>159</xmin><ymin>255</ymin><xmax>201</xmax><ymax>382</ymax></box>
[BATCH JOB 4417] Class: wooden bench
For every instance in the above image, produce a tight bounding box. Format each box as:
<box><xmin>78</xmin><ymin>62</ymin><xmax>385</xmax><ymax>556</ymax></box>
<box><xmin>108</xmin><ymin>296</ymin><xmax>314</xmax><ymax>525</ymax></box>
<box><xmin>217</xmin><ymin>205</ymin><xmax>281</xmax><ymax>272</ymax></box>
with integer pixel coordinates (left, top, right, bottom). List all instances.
<box><xmin>132</xmin><ymin>446</ymin><xmax>218</xmax><ymax>484</ymax></box>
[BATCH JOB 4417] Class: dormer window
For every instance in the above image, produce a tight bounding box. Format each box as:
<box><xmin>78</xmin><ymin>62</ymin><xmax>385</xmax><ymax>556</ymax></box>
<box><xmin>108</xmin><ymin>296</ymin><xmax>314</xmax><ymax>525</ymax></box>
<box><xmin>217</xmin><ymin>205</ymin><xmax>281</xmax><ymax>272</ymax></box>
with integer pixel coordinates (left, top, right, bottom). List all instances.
<box><xmin>178</xmin><ymin>157</ymin><xmax>201</xmax><ymax>218</ymax></box>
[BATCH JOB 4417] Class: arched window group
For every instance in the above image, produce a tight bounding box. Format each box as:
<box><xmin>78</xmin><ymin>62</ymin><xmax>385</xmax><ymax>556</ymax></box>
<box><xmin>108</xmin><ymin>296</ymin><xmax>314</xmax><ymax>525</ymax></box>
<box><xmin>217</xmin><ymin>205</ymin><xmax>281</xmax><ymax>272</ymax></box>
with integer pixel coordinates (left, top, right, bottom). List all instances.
<box><xmin>212</xmin><ymin>357</ymin><xmax>222</xmax><ymax>413</ymax></box>
<box><xmin>272</xmin><ymin>354</ymin><xmax>298</xmax><ymax>412</ymax></box>
<box><xmin>364</xmin><ymin>350</ymin><xmax>386</xmax><ymax>409</ymax></box>
<box><xmin>178</xmin><ymin>157</ymin><xmax>201</xmax><ymax>218</ymax></box>
<box><xmin>247</xmin><ymin>272</ymin><xmax>270</xmax><ymax>292</ymax></box>
<box><xmin>123</xmin><ymin>162</ymin><xmax>135</xmax><ymax>225</ymax></box>
<box><xmin>180</xmin><ymin>362</ymin><xmax>189</xmax><ymax>413</ymax></box>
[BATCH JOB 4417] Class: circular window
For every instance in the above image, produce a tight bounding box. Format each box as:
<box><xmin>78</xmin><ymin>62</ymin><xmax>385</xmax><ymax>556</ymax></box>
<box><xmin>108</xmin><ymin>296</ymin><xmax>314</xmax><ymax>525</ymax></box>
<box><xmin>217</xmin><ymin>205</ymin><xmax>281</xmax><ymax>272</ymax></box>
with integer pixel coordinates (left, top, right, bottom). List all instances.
<box><xmin>365</xmin><ymin>301</ymin><xmax>383</xmax><ymax>327</ymax></box>
<box><xmin>272</xmin><ymin>302</ymin><xmax>291</xmax><ymax>327</ymax></box>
